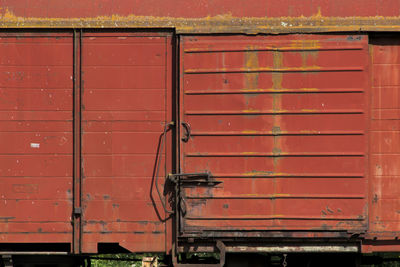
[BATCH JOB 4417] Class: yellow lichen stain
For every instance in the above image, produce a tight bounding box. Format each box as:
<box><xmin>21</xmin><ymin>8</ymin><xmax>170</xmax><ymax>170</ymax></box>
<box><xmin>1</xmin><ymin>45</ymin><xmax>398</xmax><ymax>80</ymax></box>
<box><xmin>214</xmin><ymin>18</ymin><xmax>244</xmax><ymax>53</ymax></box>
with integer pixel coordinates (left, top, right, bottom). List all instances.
<box><xmin>300</xmin><ymin>87</ymin><xmax>319</xmax><ymax>91</ymax></box>
<box><xmin>241</xmin><ymin>151</ymin><xmax>258</xmax><ymax>155</ymax></box>
<box><xmin>299</xmin><ymin>130</ymin><xmax>320</xmax><ymax>134</ymax></box>
<box><xmin>239</xmin><ymin>88</ymin><xmax>265</xmax><ymax>93</ymax></box>
<box><xmin>244</xmin><ymin>47</ymin><xmax>259</xmax><ymax>89</ymax></box>
<box><xmin>310</xmin><ymin>7</ymin><xmax>323</xmax><ymax>27</ymax></box>
<box><xmin>291</xmin><ymin>39</ymin><xmax>322</xmax><ymax>72</ymax></box>
<box><xmin>272</xmin><ymin>50</ymin><xmax>283</xmax><ymax>90</ymax></box>
<box><xmin>314</xmin><ymin>7</ymin><xmax>323</xmax><ymax>19</ymax></box>
<box><xmin>1</xmin><ymin>8</ymin><xmax>400</xmax><ymax>33</ymax></box>
<box><xmin>242</xmin><ymin>108</ymin><xmax>261</xmax><ymax>113</ymax></box>
<box><xmin>300</xmin><ymin>109</ymin><xmax>319</xmax><ymax>113</ymax></box>
<box><xmin>290</xmin><ymin>40</ymin><xmax>321</xmax><ymax>50</ymax></box>
<box><xmin>271</xmin><ymin>49</ymin><xmax>283</xmax><ymax>173</ymax></box>
<box><xmin>270</xmin><ymin>49</ymin><xmax>284</xmax><ymax>224</ymax></box>
<box><xmin>243</xmin><ymin>47</ymin><xmax>260</xmax><ymax>105</ymax></box>
<box><xmin>245</xmin><ymin>48</ymin><xmax>259</xmax><ymax>69</ymax></box>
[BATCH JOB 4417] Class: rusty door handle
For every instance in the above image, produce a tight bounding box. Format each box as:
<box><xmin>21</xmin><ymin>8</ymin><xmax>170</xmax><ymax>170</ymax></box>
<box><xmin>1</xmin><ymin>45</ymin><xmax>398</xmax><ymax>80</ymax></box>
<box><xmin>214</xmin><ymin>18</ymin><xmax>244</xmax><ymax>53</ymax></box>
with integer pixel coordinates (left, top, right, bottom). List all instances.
<box><xmin>181</xmin><ymin>122</ymin><xmax>191</xmax><ymax>142</ymax></box>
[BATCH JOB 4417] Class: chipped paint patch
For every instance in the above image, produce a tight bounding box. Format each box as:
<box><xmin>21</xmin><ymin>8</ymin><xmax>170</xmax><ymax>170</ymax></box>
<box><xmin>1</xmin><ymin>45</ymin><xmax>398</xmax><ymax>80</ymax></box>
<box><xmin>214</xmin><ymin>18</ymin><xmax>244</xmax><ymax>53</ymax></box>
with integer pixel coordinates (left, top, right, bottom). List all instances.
<box><xmin>30</xmin><ymin>143</ymin><xmax>40</xmax><ymax>148</ymax></box>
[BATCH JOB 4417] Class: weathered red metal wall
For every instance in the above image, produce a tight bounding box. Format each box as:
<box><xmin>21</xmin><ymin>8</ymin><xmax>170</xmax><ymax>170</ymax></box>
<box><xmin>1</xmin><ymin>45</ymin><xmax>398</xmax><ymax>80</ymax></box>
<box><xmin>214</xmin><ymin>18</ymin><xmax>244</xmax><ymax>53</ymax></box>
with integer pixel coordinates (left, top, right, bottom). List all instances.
<box><xmin>3</xmin><ymin>29</ymin><xmax>400</xmax><ymax>254</ymax></box>
<box><xmin>179</xmin><ymin>35</ymin><xmax>369</xmax><ymax>236</ymax></box>
<box><xmin>0</xmin><ymin>31</ymin><xmax>173</xmax><ymax>253</ymax></box>
<box><xmin>369</xmin><ymin>36</ymin><xmax>400</xmax><ymax>239</ymax></box>
<box><xmin>0</xmin><ymin>33</ymin><xmax>73</xmax><ymax>243</ymax></box>
<box><xmin>81</xmin><ymin>32</ymin><xmax>172</xmax><ymax>253</ymax></box>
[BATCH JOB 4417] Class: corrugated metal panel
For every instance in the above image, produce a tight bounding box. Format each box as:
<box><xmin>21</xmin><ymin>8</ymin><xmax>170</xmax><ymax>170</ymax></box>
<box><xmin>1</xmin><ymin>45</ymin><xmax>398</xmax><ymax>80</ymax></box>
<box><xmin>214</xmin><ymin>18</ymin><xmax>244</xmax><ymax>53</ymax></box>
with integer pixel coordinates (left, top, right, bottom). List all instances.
<box><xmin>81</xmin><ymin>33</ymin><xmax>172</xmax><ymax>253</ymax></box>
<box><xmin>0</xmin><ymin>33</ymin><xmax>73</xmax><ymax>242</ymax></box>
<box><xmin>180</xmin><ymin>35</ymin><xmax>369</xmax><ymax>235</ymax></box>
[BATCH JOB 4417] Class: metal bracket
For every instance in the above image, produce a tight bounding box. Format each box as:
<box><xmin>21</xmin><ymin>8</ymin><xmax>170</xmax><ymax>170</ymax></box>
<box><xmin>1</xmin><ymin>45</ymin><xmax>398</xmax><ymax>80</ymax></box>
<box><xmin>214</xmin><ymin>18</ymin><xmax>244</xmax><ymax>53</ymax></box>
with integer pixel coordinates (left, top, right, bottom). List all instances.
<box><xmin>172</xmin><ymin>240</ymin><xmax>226</xmax><ymax>267</ymax></box>
<box><xmin>168</xmin><ymin>172</ymin><xmax>222</xmax><ymax>186</ymax></box>
<box><xmin>168</xmin><ymin>172</ymin><xmax>222</xmax><ymax>218</ymax></box>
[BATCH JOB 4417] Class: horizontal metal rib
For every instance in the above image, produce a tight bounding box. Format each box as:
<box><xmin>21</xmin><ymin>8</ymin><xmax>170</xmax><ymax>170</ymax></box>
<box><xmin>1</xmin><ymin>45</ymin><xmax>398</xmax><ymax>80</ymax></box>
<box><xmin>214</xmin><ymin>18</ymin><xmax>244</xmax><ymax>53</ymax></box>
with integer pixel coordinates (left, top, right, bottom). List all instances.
<box><xmin>184</xmin><ymin>66</ymin><xmax>364</xmax><ymax>74</ymax></box>
<box><xmin>185</xmin><ymin>109</ymin><xmax>364</xmax><ymax>115</ymax></box>
<box><xmin>185</xmin><ymin>194</ymin><xmax>365</xmax><ymax>199</ymax></box>
<box><xmin>191</xmin><ymin>131</ymin><xmax>364</xmax><ymax>136</ymax></box>
<box><xmin>185</xmin><ymin>216</ymin><xmax>365</xmax><ymax>221</ymax></box>
<box><xmin>184</xmin><ymin>46</ymin><xmax>365</xmax><ymax>53</ymax></box>
<box><xmin>209</xmin><ymin>173</ymin><xmax>364</xmax><ymax>178</ymax></box>
<box><xmin>185</xmin><ymin>152</ymin><xmax>364</xmax><ymax>157</ymax></box>
<box><xmin>185</xmin><ymin>88</ymin><xmax>365</xmax><ymax>95</ymax></box>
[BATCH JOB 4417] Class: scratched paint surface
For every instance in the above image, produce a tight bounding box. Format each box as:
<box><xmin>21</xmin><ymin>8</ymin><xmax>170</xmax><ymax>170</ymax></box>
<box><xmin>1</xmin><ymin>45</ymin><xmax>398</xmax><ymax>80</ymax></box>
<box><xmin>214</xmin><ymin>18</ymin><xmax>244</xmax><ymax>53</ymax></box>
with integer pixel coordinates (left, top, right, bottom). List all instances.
<box><xmin>81</xmin><ymin>33</ymin><xmax>171</xmax><ymax>253</ymax></box>
<box><xmin>0</xmin><ymin>33</ymin><xmax>73</xmax><ymax>242</ymax></box>
<box><xmin>180</xmin><ymin>35</ymin><xmax>369</xmax><ymax>235</ymax></box>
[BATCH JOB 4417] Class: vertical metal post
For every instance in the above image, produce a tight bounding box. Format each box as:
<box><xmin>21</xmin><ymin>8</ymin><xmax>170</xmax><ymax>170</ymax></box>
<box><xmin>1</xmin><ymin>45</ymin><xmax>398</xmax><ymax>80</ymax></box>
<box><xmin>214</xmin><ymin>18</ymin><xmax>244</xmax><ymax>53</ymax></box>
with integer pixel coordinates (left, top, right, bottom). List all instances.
<box><xmin>174</xmin><ymin>35</ymin><xmax>181</xmax><ymax>257</ymax></box>
<box><xmin>72</xmin><ymin>29</ymin><xmax>82</xmax><ymax>254</ymax></box>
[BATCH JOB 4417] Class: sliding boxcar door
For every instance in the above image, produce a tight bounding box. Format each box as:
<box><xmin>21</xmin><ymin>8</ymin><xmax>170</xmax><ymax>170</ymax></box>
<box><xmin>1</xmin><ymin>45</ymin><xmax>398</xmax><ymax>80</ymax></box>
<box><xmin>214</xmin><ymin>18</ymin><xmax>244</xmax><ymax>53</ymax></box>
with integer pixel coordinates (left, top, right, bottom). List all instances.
<box><xmin>179</xmin><ymin>35</ymin><xmax>369</xmax><ymax>236</ymax></box>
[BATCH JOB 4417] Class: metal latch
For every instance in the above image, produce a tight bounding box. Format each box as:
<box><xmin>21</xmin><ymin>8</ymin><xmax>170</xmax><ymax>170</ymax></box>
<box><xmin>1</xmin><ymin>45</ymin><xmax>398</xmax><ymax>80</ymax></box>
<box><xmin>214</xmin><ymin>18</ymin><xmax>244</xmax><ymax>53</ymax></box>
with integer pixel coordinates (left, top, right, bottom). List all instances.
<box><xmin>168</xmin><ymin>172</ymin><xmax>222</xmax><ymax>186</ymax></box>
<box><xmin>168</xmin><ymin>172</ymin><xmax>222</xmax><ymax>217</ymax></box>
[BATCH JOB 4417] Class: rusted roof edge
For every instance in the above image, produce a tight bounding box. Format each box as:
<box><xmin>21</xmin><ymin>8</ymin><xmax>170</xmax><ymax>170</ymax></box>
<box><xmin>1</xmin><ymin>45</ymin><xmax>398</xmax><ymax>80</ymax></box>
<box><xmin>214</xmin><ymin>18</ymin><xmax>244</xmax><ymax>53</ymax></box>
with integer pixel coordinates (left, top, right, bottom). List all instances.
<box><xmin>1</xmin><ymin>11</ymin><xmax>400</xmax><ymax>34</ymax></box>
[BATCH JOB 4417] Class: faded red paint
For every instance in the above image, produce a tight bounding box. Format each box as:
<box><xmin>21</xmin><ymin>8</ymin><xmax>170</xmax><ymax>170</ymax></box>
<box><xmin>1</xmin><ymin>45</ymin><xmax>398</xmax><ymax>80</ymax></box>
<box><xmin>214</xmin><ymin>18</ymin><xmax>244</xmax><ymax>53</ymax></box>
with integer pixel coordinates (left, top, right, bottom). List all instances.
<box><xmin>179</xmin><ymin>35</ymin><xmax>369</xmax><ymax>234</ymax></box>
<box><xmin>368</xmin><ymin>36</ymin><xmax>400</xmax><ymax>238</ymax></box>
<box><xmin>0</xmin><ymin>33</ymin><xmax>74</xmax><ymax>243</ymax></box>
<box><xmin>0</xmin><ymin>31</ymin><xmax>173</xmax><ymax>254</ymax></box>
<box><xmin>80</xmin><ymin>32</ymin><xmax>172</xmax><ymax>253</ymax></box>
<box><xmin>2</xmin><ymin>29</ymin><xmax>400</xmax><ymax>255</ymax></box>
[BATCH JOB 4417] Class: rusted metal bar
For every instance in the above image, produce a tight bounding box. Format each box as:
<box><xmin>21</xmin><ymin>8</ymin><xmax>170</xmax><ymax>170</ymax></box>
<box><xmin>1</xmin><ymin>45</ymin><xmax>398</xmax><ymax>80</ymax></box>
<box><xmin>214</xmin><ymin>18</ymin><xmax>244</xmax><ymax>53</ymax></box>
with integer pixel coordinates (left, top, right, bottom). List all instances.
<box><xmin>178</xmin><ymin>244</ymin><xmax>359</xmax><ymax>253</ymax></box>
<box><xmin>2</xmin><ymin>14</ymin><xmax>400</xmax><ymax>34</ymax></box>
<box><xmin>72</xmin><ymin>29</ymin><xmax>82</xmax><ymax>254</ymax></box>
<box><xmin>154</xmin><ymin>122</ymin><xmax>175</xmax><ymax>215</ymax></box>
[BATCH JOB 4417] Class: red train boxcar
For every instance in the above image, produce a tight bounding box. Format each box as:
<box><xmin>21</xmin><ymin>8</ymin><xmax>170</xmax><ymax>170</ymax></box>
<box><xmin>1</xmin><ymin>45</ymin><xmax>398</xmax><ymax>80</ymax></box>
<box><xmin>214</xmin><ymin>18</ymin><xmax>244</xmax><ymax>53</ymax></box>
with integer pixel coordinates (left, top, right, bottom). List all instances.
<box><xmin>1</xmin><ymin>1</ymin><xmax>400</xmax><ymax>266</ymax></box>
